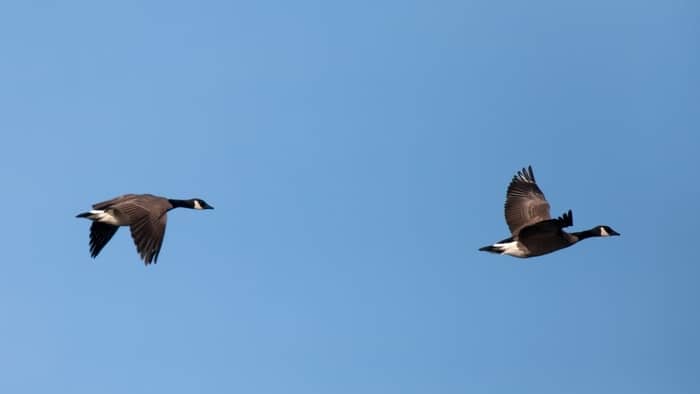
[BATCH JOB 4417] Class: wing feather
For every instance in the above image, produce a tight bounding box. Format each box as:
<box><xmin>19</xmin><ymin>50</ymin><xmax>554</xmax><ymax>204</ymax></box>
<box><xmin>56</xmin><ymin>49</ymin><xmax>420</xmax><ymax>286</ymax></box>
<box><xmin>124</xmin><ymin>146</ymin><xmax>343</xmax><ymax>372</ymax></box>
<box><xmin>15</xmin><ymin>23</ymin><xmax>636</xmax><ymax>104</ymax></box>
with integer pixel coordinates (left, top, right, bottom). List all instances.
<box><xmin>120</xmin><ymin>203</ymin><xmax>168</xmax><ymax>265</ymax></box>
<box><xmin>504</xmin><ymin>166</ymin><xmax>551</xmax><ymax>236</ymax></box>
<box><xmin>88</xmin><ymin>222</ymin><xmax>119</xmax><ymax>258</ymax></box>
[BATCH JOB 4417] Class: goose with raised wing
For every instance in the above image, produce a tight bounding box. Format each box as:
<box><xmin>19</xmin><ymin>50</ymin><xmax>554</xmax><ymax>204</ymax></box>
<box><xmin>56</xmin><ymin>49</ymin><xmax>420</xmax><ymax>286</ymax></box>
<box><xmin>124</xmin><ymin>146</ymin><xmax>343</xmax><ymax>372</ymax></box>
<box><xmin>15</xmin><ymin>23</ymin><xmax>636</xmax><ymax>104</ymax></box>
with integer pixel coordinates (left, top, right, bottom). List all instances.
<box><xmin>479</xmin><ymin>166</ymin><xmax>619</xmax><ymax>258</ymax></box>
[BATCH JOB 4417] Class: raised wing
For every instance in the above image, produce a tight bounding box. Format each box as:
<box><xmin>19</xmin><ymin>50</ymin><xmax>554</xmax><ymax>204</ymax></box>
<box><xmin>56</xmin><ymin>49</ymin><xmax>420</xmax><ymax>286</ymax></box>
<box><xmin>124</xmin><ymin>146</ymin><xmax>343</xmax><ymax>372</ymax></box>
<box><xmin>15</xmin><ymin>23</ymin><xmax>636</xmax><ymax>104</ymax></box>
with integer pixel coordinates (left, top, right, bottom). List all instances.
<box><xmin>504</xmin><ymin>166</ymin><xmax>551</xmax><ymax>235</ymax></box>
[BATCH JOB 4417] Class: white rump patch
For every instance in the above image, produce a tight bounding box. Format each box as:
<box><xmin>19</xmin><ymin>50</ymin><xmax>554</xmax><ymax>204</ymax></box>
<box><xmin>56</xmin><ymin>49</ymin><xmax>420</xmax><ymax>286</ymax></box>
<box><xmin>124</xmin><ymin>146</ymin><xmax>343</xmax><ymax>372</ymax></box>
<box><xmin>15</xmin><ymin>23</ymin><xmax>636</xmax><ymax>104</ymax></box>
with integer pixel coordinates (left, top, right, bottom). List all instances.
<box><xmin>193</xmin><ymin>200</ymin><xmax>203</xmax><ymax>210</ymax></box>
<box><xmin>493</xmin><ymin>241</ymin><xmax>528</xmax><ymax>257</ymax></box>
<box><xmin>89</xmin><ymin>209</ymin><xmax>122</xmax><ymax>226</ymax></box>
<box><xmin>600</xmin><ymin>227</ymin><xmax>610</xmax><ymax>237</ymax></box>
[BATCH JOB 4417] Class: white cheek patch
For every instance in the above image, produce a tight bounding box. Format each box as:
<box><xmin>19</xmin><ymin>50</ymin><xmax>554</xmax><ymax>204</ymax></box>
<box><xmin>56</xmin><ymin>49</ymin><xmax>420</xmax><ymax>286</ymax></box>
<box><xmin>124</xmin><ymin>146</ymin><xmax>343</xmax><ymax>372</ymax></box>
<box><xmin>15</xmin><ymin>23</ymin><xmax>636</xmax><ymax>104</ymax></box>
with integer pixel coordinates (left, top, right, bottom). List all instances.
<box><xmin>600</xmin><ymin>227</ymin><xmax>610</xmax><ymax>237</ymax></box>
<box><xmin>193</xmin><ymin>200</ymin><xmax>203</xmax><ymax>210</ymax></box>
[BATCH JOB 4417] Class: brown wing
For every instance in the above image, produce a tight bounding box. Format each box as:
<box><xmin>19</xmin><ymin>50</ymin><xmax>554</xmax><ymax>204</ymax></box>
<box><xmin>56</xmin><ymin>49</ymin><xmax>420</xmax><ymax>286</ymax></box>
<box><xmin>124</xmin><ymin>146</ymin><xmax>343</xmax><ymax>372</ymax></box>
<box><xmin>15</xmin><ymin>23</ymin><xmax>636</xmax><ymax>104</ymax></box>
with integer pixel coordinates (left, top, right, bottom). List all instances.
<box><xmin>114</xmin><ymin>196</ymin><xmax>172</xmax><ymax>265</ymax></box>
<box><xmin>129</xmin><ymin>213</ymin><xmax>168</xmax><ymax>264</ymax></box>
<box><xmin>89</xmin><ymin>222</ymin><xmax>119</xmax><ymax>258</ymax></box>
<box><xmin>504</xmin><ymin>166</ymin><xmax>551</xmax><ymax>236</ymax></box>
<box><xmin>92</xmin><ymin>194</ymin><xmax>139</xmax><ymax>210</ymax></box>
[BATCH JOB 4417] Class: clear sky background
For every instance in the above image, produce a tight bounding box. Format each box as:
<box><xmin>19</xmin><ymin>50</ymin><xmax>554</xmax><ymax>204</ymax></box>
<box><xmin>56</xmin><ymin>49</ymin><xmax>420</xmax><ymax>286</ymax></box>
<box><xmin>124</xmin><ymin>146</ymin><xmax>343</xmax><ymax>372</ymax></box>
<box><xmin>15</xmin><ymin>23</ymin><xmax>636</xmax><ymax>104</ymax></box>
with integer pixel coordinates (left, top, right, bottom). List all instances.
<box><xmin>0</xmin><ymin>1</ymin><xmax>697</xmax><ymax>393</ymax></box>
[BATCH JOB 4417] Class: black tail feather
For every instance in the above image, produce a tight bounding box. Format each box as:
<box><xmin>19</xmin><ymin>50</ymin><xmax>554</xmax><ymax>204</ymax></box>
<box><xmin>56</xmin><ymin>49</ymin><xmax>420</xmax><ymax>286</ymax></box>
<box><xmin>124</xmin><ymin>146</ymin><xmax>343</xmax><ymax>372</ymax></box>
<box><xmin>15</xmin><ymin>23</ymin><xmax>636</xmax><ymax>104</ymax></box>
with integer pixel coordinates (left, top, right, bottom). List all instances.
<box><xmin>479</xmin><ymin>245</ymin><xmax>500</xmax><ymax>254</ymax></box>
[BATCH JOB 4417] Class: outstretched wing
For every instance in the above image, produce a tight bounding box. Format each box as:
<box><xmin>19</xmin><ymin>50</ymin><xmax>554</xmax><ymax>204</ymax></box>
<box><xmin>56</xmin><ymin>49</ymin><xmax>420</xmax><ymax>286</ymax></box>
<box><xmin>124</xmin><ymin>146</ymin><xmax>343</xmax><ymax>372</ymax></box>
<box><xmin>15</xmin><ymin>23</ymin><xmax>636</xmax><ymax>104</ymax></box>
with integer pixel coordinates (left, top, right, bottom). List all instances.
<box><xmin>89</xmin><ymin>222</ymin><xmax>119</xmax><ymax>258</ymax></box>
<box><xmin>504</xmin><ymin>166</ymin><xmax>551</xmax><ymax>236</ymax></box>
<box><xmin>118</xmin><ymin>200</ymin><xmax>169</xmax><ymax>265</ymax></box>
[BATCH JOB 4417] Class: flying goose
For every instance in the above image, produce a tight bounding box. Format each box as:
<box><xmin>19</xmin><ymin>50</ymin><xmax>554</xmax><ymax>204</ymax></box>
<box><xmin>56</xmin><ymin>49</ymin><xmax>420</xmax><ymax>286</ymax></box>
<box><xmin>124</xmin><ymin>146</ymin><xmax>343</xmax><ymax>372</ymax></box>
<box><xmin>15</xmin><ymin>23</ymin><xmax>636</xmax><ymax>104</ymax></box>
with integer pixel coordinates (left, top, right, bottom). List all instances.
<box><xmin>479</xmin><ymin>166</ymin><xmax>619</xmax><ymax>258</ymax></box>
<box><xmin>77</xmin><ymin>194</ymin><xmax>214</xmax><ymax>265</ymax></box>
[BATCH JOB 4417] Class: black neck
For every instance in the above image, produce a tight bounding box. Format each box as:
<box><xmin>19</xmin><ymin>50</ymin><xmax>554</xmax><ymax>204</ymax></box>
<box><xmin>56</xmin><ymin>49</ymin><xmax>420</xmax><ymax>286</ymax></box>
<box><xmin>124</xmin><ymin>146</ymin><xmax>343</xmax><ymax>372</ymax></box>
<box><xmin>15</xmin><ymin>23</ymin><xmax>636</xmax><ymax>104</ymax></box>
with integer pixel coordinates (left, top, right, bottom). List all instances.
<box><xmin>571</xmin><ymin>228</ymin><xmax>599</xmax><ymax>241</ymax></box>
<box><xmin>168</xmin><ymin>199</ymin><xmax>193</xmax><ymax>209</ymax></box>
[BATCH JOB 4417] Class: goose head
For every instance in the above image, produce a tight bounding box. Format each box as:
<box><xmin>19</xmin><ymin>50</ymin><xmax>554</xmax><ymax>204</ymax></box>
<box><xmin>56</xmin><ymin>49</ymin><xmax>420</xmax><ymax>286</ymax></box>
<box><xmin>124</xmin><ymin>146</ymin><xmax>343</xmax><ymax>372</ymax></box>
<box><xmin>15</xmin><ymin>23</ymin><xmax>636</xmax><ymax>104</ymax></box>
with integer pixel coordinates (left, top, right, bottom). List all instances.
<box><xmin>596</xmin><ymin>225</ymin><xmax>620</xmax><ymax>237</ymax></box>
<box><xmin>191</xmin><ymin>199</ymin><xmax>215</xmax><ymax>210</ymax></box>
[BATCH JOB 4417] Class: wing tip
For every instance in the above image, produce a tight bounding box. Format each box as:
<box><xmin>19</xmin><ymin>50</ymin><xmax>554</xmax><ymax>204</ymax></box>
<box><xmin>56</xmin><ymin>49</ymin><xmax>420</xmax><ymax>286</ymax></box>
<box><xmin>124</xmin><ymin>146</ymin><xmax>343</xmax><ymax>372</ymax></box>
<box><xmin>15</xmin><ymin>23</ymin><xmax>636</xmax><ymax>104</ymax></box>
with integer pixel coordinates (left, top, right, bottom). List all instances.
<box><xmin>510</xmin><ymin>165</ymin><xmax>536</xmax><ymax>185</ymax></box>
<box><xmin>559</xmin><ymin>209</ymin><xmax>574</xmax><ymax>227</ymax></box>
<box><xmin>517</xmin><ymin>165</ymin><xmax>535</xmax><ymax>182</ymax></box>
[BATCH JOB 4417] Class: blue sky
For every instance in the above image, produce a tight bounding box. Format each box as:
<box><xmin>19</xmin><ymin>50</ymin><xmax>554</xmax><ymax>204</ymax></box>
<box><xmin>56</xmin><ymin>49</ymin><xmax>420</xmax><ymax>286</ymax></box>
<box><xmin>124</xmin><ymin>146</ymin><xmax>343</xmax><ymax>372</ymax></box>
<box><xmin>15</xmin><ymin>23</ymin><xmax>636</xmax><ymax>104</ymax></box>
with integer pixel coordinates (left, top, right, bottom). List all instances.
<box><xmin>0</xmin><ymin>1</ymin><xmax>698</xmax><ymax>393</ymax></box>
